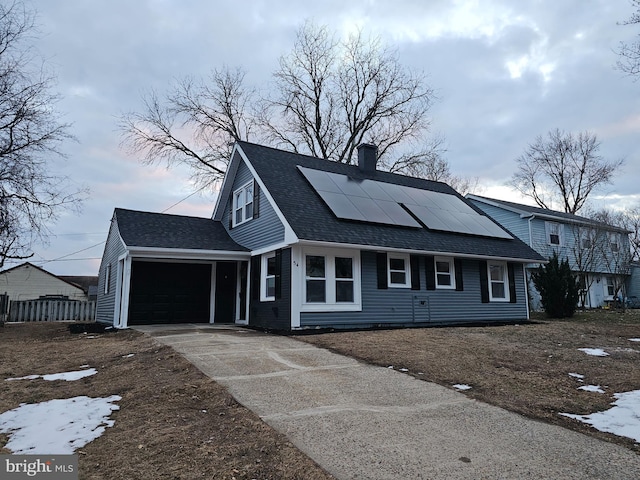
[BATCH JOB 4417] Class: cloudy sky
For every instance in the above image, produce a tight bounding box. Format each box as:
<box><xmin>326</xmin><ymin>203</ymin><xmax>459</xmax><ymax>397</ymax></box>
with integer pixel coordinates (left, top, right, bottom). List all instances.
<box><xmin>8</xmin><ymin>0</ymin><xmax>640</xmax><ymax>276</ymax></box>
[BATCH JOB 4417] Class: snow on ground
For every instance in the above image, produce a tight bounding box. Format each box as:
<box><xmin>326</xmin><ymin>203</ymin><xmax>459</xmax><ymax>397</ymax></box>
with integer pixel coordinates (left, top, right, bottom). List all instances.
<box><xmin>0</xmin><ymin>395</ymin><xmax>121</xmax><ymax>454</ymax></box>
<box><xmin>5</xmin><ymin>368</ymin><xmax>97</xmax><ymax>382</ymax></box>
<box><xmin>578</xmin><ymin>385</ymin><xmax>605</xmax><ymax>393</ymax></box>
<box><xmin>578</xmin><ymin>348</ymin><xmax>609</xmax><ymax>357</ymax></box>
<box><xmin>453</xmin><ymin>384</ymin><xmax>472</xmax><ymax>391</ymax></box>
<box><xmin>122</xmin><ymin>353</ymin><xmax>135</xmax><ymax>358</ymax></box>
<box><xmin>629</xmin><ymin>339</ymin><xmax>640</xmax><ymax>342</ymax></box>
<box><xmin>561</xmin><ymin>390</ymin><xmax>640</xmax><ymax>443</ymax></box>
<box><xmin>569</xmin><ymin>373</ymin><xmax>585</xmax><ymax>381</ymax></box>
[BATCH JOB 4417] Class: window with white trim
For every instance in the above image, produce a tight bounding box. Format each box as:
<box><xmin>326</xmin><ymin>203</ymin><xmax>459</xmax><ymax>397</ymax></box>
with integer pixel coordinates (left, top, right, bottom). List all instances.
<box><xmin>388</xmin><ymin>254</ymin><xmax>410</xmax><ymax>288</ymax></box>
<box><xmin>609</xmin><ymin>233</ymin><xmax>620</xmax><ymax>252</ymax></box>
<box><xmin>580</xmin><ymin>229</ymin><xmax>594</xmax><ymax>250</ymax></box>
<box><xmin>301</xmin><ymin>249</ymin><xmax>361</xmax><ymax>311</ymax></box>
<box><xmin>232</xmin><ymin>181</ymin><xmax>254</xmax><ymax>226</ymax></box>
<box><xmin>261</xmin><ymin>253</ymin><xmax>276</xmax><ymax>301</ymax></box>
<box><xmin>104</xmin><ymin>264</ymin><xmax>111</xmax><ymax>294</ymax></box>
<box><xmin>488</xmin><ymin>261</ymin><xmax>508</xmax><ymax>301</ymax></box>
<box><xmin>545</xmin><ymin>221</ymin><xmax>563</xmax><ymax>246</ymax></box>
<box><xmin>435</xmin><ymin>256</ymin><xmax>455</xmax><ymax>289</ymax></box>
<box><xmin>606</xmin><ymin>276</ymin><xmax>616</xmax><ymax>297</ymax></box>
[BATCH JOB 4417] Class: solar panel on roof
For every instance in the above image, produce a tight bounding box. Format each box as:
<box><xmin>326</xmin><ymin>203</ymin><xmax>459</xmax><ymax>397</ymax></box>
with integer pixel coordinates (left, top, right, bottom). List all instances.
<box><xmin>297</xmin><ymin>165</ymin><xmax>512</xmax><ymax>238</ymax></box>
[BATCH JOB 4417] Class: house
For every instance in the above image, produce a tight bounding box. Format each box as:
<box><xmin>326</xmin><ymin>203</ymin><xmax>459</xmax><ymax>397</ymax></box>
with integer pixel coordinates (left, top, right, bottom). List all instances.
<box><xmin>97</xmin><ymin>142</ymin><xmax>544</xmax><ymax>330</ymax></box>
<box><xmin>59</xmin><ymin>276</ymin><xmax>99</xmax><ymax>301</ymax></box>
<box><xmin>467</xmin><ymin>195</ymin><xmax>632</xmax><ymax>309</ymax></box>
<box><xmin>0</xmin><ymin>262</ymin><xmax>89</xmax><ymax>304</ymax></box>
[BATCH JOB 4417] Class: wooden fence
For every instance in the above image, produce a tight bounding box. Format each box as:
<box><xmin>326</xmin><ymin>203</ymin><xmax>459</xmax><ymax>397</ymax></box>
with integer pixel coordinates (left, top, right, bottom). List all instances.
<box><xmin>8</xmin><ymin>300</ymin><xmax>96</xmax><ymax>322</ymax></box>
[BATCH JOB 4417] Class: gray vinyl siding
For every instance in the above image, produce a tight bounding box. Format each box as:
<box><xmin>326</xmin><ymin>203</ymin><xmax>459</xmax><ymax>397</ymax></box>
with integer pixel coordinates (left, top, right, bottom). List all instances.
<box><xmin>224</xmin><ymin>159</ymin><xmax>285</xmax><ymax>250</ymax></box>
<box><xmin>300</xmin><ymin>251</ymin><xmax>528</xmax><ymax>328</ymax></box>
<box><xmin>250</xmin><ymin>248</ymin><xmax>291</xmax><ymax>330</ymax></box>
<box><xmin>626</xmin><ymin>264</ymin><xmax>640</xmax><ymax>299</ymax></box>
<box><xmin>96</xmin><ymin>219</ymin><xmax>126</xmax><ymax>325</ymax></box>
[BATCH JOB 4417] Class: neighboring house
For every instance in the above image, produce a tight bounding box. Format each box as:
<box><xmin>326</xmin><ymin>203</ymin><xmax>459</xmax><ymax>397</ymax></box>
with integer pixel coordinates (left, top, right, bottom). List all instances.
<box><xmin>97</xmin><ymin>142</ymin><xmax>544</xmax><ymax>330</ymax></box>
<box><xmin>467</xmin><ymin>195</ymin><xmax>632</xmax><ymax>310</ymax></box>
<box><xmin>0</xmin><ymin>262</ymin><xmax>89</xmax><ymax>303</ymax></box>
<box><xmin>627</xmin><ymin>262</ymin><xmax>640</xmax><ymax>305</ymax></box>
<box><xmin>59</xmin><ymin>276</ymin><xmax>99</xmax><ymax>301</ymax></box>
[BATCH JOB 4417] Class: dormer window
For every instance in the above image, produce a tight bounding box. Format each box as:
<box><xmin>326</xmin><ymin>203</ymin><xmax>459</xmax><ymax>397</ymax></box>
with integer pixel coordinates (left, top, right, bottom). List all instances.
<box><xmin>545</xmin><ymin>221</ymin><xmax>563</xmax><ymax>246</ymax></box>
<box><xmin>233</xmin><ymin>181</ymin><xmax>254</xmax><ymax>227</ymax></box>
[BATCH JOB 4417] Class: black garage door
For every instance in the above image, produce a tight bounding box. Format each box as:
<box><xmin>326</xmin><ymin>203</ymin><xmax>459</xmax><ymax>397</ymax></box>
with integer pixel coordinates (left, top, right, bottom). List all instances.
<box><xmin>128</xmin><ymin>261</ymin><xmax>212</xmax><ymax>325</ymax></box>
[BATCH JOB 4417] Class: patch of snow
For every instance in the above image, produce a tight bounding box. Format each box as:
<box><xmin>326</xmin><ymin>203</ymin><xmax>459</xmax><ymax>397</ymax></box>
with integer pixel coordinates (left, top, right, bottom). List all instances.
<box><xmin>560</xmin><ymin>390</ymin><xmax>640</xmax><ymax>443</ymax></box>
<box><xmin>122</xmin><ymin>354</ymin><xmax>135</xmax><ymax>358</ymax></box>
<box><xmin>387</xmin><ymin>366</ymin><xmax>394</xmax><ymax>369</ymax></box>
<box><xmin>578</xmin><ymin>348</ymin><xmax>609</xmax><ymax>357</ymax></box>
<box><xmin>399</xmin><ymin>368</ymin><xmax>409</xmax><ymax>372</ymax></box>
<box><xmin>80</xmin><ymin>364</ymin><xmax>90</xmax><ymax>368</ymax></box>
<box><xmin>5</xmin><ymin>368</ymin><xmax>97</xmax><ymax>382</ymax></box>
<box><xmin>629</xmin><ymin>338</ymin><xmax>640</xmax><ymax>342</ymax></box>
<box><xmin>568</xmin><ymin>373</ymin><xmax>585</xmax><ymax>381</ymax></box>
<box><xmin>453</xmin><ymin>384</ymin><xmax>472</xmax><ymax>391</ymax></box>
<box><xmin>0</xmin><ymin>395</ymin><xmax>121</xmax><ymax>454</ymax></box>
<box><xmin>578</xmin><ymin>385</ymin><xmax>605</xmax><ymax>393</ymax></box>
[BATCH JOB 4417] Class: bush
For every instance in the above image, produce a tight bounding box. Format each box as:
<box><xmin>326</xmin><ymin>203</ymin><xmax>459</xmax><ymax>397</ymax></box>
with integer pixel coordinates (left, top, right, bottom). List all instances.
<box><xmin>532</xmin><ymin>252</ymin><xmax>579</xmax><ymax>318</ymax></box>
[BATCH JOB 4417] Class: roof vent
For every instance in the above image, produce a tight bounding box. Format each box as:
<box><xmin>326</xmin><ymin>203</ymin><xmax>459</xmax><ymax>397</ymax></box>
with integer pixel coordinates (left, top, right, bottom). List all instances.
<box><xmin>357</xmin><ymin>143</ymin><xmax>378</xmax><ymax>173</ymax></box>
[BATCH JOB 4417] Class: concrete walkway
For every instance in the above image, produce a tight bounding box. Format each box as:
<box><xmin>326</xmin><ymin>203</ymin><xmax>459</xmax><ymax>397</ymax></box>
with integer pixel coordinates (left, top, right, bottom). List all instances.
<box><xmin>137</xmin><ymin>324</ymin><xmax>640</xmax><ymax>479</ymax></box>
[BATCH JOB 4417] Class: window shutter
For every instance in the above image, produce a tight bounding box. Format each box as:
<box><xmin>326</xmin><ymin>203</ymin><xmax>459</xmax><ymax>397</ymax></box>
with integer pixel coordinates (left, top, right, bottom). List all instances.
<box><xmin>410</xmin><ymin>255</ymin><xmax>421</xmax><ymax>290</ymax></box>
<box><xmin>454</xmin><ymin>258</ymin><xmax>464</xmax><ymax>291</ymax></box>
<box><xmin>376</xmin><ymin>252</ymin><xmax>388</xmax><ymax>289</ymax></box>
<box><xmin>253</xmin><ymin>180</ymin><xmax>260</xmax><ymax>219</ymax></box>
<box><xmin>508</xmin><ymin>263</ymin><xmax>517</xmax><ymax>303</ymax></box>
<box><xmin>274</xmin><ymin>249</ymin><xmax>282</xmax><ymax>299</ymax></box>
<box><xmin>250</xmin><ymin>256</ymin><xmax>260</xmax><ymax>301</ymax></box>
<box><xmin>479</xmin><ymin>260</ymin><xmax>489</xmax><ymax>303</ymax></box>
<box><xmin>425</xmin><ymin>255</ymin><xmax>436</xmax><ymax>290</ymax></box>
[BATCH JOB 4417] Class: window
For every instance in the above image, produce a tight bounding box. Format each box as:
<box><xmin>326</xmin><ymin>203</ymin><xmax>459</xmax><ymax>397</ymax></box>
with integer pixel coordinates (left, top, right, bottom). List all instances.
<box><xmin>261</xmin><ymin>253</ymin><xmax>276</xmax><ymax>301</ymax></box>
<box><xmin>388</xmin><ymin>254</ymin><xmax>410</xmax><ymax>288</ymax></box>
<box><xmin>606</xmin><ymin>276</ymin><xmax>615</xmax><ymax>297</ymax></box>
<box><xmin>104</xmin><ymin>264</ymin><xmax>111</xmax><ymax>294</ymax></box>
<box><xmin>609</xmin><ymin>233</ymin><xmax>620</xmax><ymax>252</ymax></box>
<box><xmin>232</xmin><ymin>181</ymin><xmax>254</xmax><ymax>226</ymax></box>
<box><xmin>434</xmin><ymin>256</ymin><xmax>455</xmax><ymax>289</ymax></box>
<box><xmin>305</xmin><ymin>255</ymin><xmax>326</xmax><ymax>303</ymax></box>
<box><xmin>301</xmin><ymin>249</ymin><xmax>361</xmax><ymax>311</ymax></box>
<box><xmin>545</xmin><ymin>221</ymin><xmax>563</xmax><ymax>246</ymax></box>
<box><xmin>580</xmin><ymin>229</ymin><xmax>593</xmax><ymax>250</ymax></box>
<box><xmin>335</xmin><ymin>257</ymin><xmax>354</xmax><ymax>302</ymax></box>
<box><xmin>488</xmin><ymin>261</ymin><xmax>508</xmax><ymax>301</ymax></box>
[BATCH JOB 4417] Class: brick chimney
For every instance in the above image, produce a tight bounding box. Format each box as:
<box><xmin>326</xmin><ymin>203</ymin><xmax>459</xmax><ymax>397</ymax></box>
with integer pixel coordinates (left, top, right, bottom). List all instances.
<box><xmin>357</xmin><ymin>143</ymin><xmax>378</xmax><ymax>173</ymax></box>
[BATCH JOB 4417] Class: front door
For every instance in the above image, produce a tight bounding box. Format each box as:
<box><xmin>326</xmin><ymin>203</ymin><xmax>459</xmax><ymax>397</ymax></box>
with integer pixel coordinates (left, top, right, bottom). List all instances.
<box><xmin>214</xmin><ymin>261</ymin><xmax>237</xmax><ymax>323</ymax></box>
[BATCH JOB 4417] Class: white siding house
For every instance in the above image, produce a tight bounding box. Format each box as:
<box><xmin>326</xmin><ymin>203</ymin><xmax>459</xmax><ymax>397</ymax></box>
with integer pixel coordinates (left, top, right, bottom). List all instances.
<box><xmin>0</xmin><ymin>262</ymin><xmax>88</xmax><ymax>303</ymax></box>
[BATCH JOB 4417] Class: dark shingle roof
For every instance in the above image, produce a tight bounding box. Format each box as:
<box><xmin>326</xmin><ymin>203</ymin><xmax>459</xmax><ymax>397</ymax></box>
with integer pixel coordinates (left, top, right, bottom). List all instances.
<box><xmin>115</xmin><ymin>208</ymin><xmax>248</xmax><ymax>251</ymax></box>
<box><xmin>237</xmin><ymin>142</ymin><xmax>545</xmax><ymax>262</ymax></box>
<box><xmin>468</xmin><ymin>195</ymin><xmax>631</xmax><ymax>234</ymax></box>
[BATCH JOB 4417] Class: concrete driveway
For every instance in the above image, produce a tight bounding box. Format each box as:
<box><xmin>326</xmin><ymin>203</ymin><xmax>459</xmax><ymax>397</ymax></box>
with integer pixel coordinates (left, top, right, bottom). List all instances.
<box><xmin>137</xmin><ymin>324</ymin><xmax>640</xmax><ymax>479</ymax></box>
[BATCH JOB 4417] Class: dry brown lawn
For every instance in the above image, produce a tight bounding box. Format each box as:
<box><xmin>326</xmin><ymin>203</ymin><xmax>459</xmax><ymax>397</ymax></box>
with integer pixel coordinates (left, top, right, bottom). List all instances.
<box><xmin>300</xmin><ymin>309</ymin><xmax>640</xmax><ymax>453</ymax></box>
<box><xmin>0</xmin><ymin>322</ymin><xmax>333</xmax><ymax>480</ymax></box>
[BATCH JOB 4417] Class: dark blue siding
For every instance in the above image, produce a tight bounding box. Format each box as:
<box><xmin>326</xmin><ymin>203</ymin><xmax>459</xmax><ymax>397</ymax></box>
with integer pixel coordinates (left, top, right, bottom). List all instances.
<box><xmin>300</xmin><ymin>251</ymin><xmax>528</xmax><ymax>328</ymax></box>
<box><xmin>250</xmin><ymin>248</ymin><xmax>291</xmax><ymax>330</ymax></box>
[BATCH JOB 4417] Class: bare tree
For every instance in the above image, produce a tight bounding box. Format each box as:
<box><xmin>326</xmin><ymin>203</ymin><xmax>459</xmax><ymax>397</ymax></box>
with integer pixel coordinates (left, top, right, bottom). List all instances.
<box><xmin>509</xmin><ymin>129</ymin><xmax>623</xmax><ymax>214</ymax></box>
<box><xmin>0</xmin><ymin>1</ymin><xmax>82</xmax><ymax>269</ymax></box>
<box><xmin>120</xmin><ymin>66</ymin><xmax>256</xmax><ymax>188</ymax></box>
<box><xmin>617</xmin><ymin>0</ymin><xmax>640</xmax><ymax>77</ymax></box>
<box><xmin>260</xmin><ymin>23</ymin><xmax>435</xmax><ymax>171</ymax></box>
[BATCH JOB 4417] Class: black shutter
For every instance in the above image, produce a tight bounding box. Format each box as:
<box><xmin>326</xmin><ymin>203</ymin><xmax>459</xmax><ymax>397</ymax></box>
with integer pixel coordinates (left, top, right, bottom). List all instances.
<box><xmin>508</xmin><ymin>263</ymin><xmax>517</xmax><ymax>303</ymax></box>
<box><xmin>251</xmin><ymin>256</ymin><xmax>260</xmax><ymax>301</ymax></box>
<box><xmin>454</xmin><ymin>258</ymin><xmax>464</xmax><ymax>291</ymax></box>
<box><xmin>253</xmin><ymin>180</ymin><xmax>260</xmax><ymax>219</ymax></box>
<box><xmin>410</xmin><ymin>255</ymin><xmax>421</xmax><ymax>290</ymax></box>
<box><xmin>425</xmin><ymin>255</ymin><xmax>436</xmax><ymax>290</ymax></box>
<box><xmin>274</xmin><ymin>249</ymin><xmax>282</xmax><ymax>299</ymax></box>
<box><xmin>376</xmin><ymin>252</ymin><xmax>388</xmax><ymax>289</ymax></box>
<box><xmin>479</xmin><ymin>260</ymin><xmax>489</xmax><ymax>303</ymax></box>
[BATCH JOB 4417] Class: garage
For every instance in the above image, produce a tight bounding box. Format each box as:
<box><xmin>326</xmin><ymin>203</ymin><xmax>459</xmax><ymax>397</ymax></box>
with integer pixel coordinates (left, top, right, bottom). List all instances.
<box><xmin>128</xmin><ymin>261</ymin><xmax>212</xmax><ymax>325</ymax></box>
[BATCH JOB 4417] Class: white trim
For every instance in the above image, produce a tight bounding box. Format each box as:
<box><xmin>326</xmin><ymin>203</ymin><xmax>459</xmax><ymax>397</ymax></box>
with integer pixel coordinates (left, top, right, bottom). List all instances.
<box><xmin>235</xmin><ymin>145</ymin><xmax>298</xmax><ymax>244</ymax></box>
<box><xmin>251</xmin><ymin>241</ymin><xmax>295</xmax><ymax>256</ymax></box>
<box><xmin>235</xmin><ymin>261</ymin><xmax>249</xmax><ymax>325</ymax></box>
<box><xmin>487</xmin><ymin>260</ymin><xmax>509</xmax><ymax>302</ymax></box>
<box><xmin>118</xmin><ymin>255</ymin><xmax>132</xmax><ymax>328</ymax></box>
<box><xmin>290</xmin><ymin>246</ymin><xmax>302</xmax><ymax>328</ymax></box>
<box><xmin>388</xmin><ymin>253</ymin><xmax>411</xmax><ymax>288</ymax></box>
<box><xmin>434</xmin><ymin>256</ymin><xmax>456</xmax><ymax>290</ymax></box>
<box><xmin>300</xmin><ymin>246</ymin><xmax>362</xmax><ymax>313</ymax></box>
<box><xmin>296</xmin><ymin>239</ymin><xmax>545</xmax><ymax>264</ymax></box>
<box><xmin>260</xmin><ymin>252</ymin><xmax>276</xmax><ymax>302</ymax></box>
<box><xmin>125</xmin><ymin>246</ymin><xmax>250</xmax><ymax>261</ymax></box>
<box><xmin>232</xmin><ymin>180</ymin><xmax>254</xmax><ymax>227</ymax></box>
<box><xmin>212</xmin><ymin>144</ymin><xmax>241</xmax><ymax>220</ymax></box>
<box><xmin>113</xmin><ymin>258</ymin><xmax>124</xmax><ymax>327</ymax></box>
